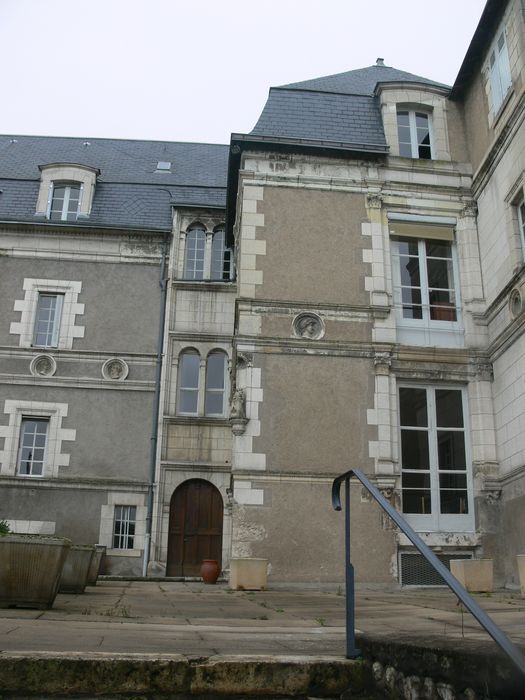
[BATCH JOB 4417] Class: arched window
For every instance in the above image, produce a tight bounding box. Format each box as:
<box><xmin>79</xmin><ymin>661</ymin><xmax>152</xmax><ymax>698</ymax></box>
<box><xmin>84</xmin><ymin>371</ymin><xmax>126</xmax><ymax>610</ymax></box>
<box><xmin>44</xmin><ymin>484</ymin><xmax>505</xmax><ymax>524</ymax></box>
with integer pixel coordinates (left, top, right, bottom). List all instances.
<box><xmin>211</xmin><ymin>227</ymin><xmax>233</xmax><ymax>281</ymax></box>
<box><xmin>205</xmin><ymin>351</ymin><xmax>227</xmax><ymax>415</ymax></box>
<box><xmin>184</xmin><ymin>225</ymin><xmax>206</xmax><ymax>280</ymax></box>
<box><xmin>177</xmin><ymin>349</ymin><xmax>200</xmax><ymax>414</ymax></box>
<box><xmin>176</xmin><ymin>348</ymin><xmax>228</xmax><ymax>417</ymax></box>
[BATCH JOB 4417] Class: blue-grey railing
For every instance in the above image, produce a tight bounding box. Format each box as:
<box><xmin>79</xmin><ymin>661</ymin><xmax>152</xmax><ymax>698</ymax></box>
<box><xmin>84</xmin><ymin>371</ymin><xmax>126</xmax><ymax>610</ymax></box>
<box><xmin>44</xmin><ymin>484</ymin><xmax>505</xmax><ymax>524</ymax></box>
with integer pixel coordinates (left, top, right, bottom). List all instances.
<box><xmin>332</xmin><ymin>468</ymin><xmax>525</xmax><ymax>676</ymax></box>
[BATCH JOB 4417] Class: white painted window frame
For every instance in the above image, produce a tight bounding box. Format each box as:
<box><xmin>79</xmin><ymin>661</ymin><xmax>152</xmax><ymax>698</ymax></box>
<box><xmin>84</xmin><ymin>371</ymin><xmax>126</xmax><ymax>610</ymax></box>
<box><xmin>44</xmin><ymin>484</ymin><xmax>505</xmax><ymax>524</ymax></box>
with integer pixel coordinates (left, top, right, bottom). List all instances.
<box><xmin>10</xmin><ymin>278</ymin><xmax>85</xmax><ymax>350</ymax></box>
<box><xmin>0</xmin><ymin>400</ymin><xmax>76</xmax><ymax>478</ymax></box>
<box><xmin>180</xmin><ymin>223</ymin><xmax>234</xmax><ymax>282</ymax></box>
<box><xmin>32</xmin><ymin>293</ymin><xmax>64</xmax><ymax>348</ymax></box>
<box><xmin>47</xmin><ymin>181</ymin><xmax>83</xmax><ymax>222</ymax></box>
<box><xmin>397</xmin><ymin>384</ymin><xmax>474</xmax><ymax>533</ymax></box>
<box><xmin>99</xmin><ymin>493</ymin><xmax>146</xmax><ymax>557</ymax></box>
<box><xmin>487</xmin><ymin>26</ymin><xmax>512</xmax><ymax>113</ymax></box>
<box><xmin>176</xmin><ymin>348</ymin><xmax>229</xmax><ymax>418</ymax></box>
<box><xmin>112</xmin><ymin>505</ymin><xmax>137</xmax><ymax>550</ymax></box>
<box><xmin>17</xmin><ymin>417</ymin><xmax>49</xmax><ymax>477</ymax></box>
<box><xmin>396</xmin><ymin>109</ymin><xmax>433</xmax><ymax>159</ymax></box>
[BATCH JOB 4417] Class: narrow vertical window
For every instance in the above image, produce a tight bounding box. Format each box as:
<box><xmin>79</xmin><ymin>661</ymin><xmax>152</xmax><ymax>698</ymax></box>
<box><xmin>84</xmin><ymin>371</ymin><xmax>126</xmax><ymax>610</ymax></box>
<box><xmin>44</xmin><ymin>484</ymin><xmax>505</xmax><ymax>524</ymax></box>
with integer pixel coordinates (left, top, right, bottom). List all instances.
<box><xmin>184</xmin><ymin>226</ymin><xmax>206</xmax><ymax>280</ymax></box>
<box><xmin>211</xmin><ymin>228</ymin><xmax>233</xmax><ymax>281</ymax></box>
<box><xmin>49</xmin><ymin>183</ymin><xmax>81</xmax><ymax>221</ymax></box>
<box><xmin>397</xmin><ymin>110</ymin><xmax>432</xmax><ymax>159</ymax></box>
<box><xmin>489</xmin><ymin>29</ymin><xmax>512</xmax><ymax>112</ymax></box>
<box><xmin>400</xmin><ymin>387</ymin><xmax>470</xmax><ymax>530</ymax></box>
<box><xmin>517</xmin><ymin>198</ymin><xmax>525</xmax><ymax>256</ymax></box>
<box><xmin>205</xmin><ymin>352</ymin><xmax>227</xmax><ymax>416</ymax></box>
<box><xmin>17</xmin><ymin>418</ymin><xmax>49</xmax><ymax>476</ymax></box>
<box><xmin>33</xmin><ymin>293</ymin><xmax>63</xmax><ymax>347</ymax></box>
<box><xmin>113</xmin><ymin>505</ymin><xmax>136</xmax><ymax>549</ymax></box>
<box><xmin>177</xmin><ymin>350</ymin><xmax>201</xmax><ymax>414</ymax></box>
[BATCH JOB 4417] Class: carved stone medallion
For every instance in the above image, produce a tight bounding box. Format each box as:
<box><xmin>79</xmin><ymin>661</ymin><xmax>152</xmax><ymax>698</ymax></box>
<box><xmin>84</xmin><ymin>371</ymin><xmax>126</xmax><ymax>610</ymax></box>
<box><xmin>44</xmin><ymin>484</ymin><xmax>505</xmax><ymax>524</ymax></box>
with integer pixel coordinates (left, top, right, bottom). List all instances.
<box><xmin>293</xmin><ymin>312</ymin><xmax>325</xmax><ymax>340</ymax></box>
<box><xmin>102</xmin><ymin>358</ymin><xmax>129</xmax><ymax>381</ymax></box>
<box><xmin>509</xmin><ymin>288</ymin><xmax>523</xmax><ymax>318</ymax></box>
<box><xmin>30</xmin><ymin>354</ymin><xmax>57</xmax><ymax>377</ymax></box>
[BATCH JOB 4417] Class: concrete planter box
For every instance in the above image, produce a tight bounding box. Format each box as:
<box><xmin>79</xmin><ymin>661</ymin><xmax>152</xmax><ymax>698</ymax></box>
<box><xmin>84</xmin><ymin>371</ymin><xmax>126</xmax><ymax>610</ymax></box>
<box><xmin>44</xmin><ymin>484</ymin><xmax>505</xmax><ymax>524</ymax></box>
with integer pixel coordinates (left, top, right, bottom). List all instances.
<box><xmin>59</xmin><ymin>545</ymin><xmax>95</xmax><ymax>594</ymax></box>
<box><xmin>229</xmin><ymin>558</ymin><xmax>268</xmax><ymax>590</ymax></box>
<box><xmin>0</xmin><ymin>534</ymin><xmax>71</xmax><ymax>609</ymax></box>
<box><xmin>450</xmin><ymin>559</ymin><xmax>493</xmax><ymax>593</ymax></box>
<box><xmin>517</xmin><ymin>555</ymin><xmax>525</xmax><ymax>597</ymax></box>
<box><xmin>87</xmin><ymin>545</ymin><xmax>106</xmax><ymax>585</ymax></box>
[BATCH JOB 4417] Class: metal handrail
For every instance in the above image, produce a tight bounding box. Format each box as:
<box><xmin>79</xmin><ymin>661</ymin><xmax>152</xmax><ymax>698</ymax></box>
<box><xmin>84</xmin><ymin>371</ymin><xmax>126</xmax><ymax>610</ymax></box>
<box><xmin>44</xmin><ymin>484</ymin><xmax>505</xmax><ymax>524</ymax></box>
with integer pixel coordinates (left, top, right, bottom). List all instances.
<box><xmin>332</xmin><ymin>468</ymin><xmax>525</xmax><ymax>676</ymax></box>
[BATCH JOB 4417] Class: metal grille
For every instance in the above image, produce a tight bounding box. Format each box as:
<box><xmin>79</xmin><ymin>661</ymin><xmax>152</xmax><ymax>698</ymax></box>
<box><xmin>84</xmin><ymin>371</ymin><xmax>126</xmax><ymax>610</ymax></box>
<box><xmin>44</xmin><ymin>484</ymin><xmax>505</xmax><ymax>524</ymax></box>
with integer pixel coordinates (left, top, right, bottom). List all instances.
<box><xmin>400</xmin><ymin>551</ymin><xmax>472</xmax><ymax>586</ymax></box>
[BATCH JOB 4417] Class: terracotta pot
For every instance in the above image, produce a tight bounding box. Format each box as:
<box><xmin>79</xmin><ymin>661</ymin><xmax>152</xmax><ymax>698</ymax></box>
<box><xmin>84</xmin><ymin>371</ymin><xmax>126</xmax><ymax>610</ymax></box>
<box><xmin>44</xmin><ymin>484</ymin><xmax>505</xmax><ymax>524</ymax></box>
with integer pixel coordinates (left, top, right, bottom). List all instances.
<box><xmin>200</xmin><ymin>559</ymin><xmax>221</xmax><ymax>584</ymax></box>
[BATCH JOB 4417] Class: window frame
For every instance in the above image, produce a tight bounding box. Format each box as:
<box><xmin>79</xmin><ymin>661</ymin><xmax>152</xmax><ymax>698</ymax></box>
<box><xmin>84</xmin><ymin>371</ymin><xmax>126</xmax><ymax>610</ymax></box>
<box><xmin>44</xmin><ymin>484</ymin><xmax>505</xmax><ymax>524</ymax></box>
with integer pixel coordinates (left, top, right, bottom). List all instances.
<box><xmin>398</xmin><ymin>384</ymin><xmax>474</xmax><ymax>533</ymax></box>
<box><xmin>517</xmin><ymin>196</ymin><xmax>525</xmax><ymax>258</ymax></box>
<box><xmin>112</xmin><ymin>505</ymin><xmax>137</xmax><ymax>550</ymax></box>
<box><xmin>487</xmin><ymin>26</ymin><xmax>512</xmax><ymax>114</ymax></box>
<box><xmin>176</xmin><ymin>348</ymin><xmax>229</xmax><ymax>418</ymax></box>
<box><xmin>390</xmin><ymin>227</ymin><xmax>463</xmax><ymax>347</ymax></box>
<box><xmin>48</xmin><ymin>181</ymin><xmax>82</xmax><ymax>222</ymax></box>
<box><xmin>181</xmin><ymin>222</ymin><xmax>234</xmax><ymax>283</ymax></box>
<box><xmin>396</xmin><ymin>109</ymin><xmax>433</xmax><ymax>159</ymax></box>
<box><xmin>32</xmin><ymin>293</ymin><xmax>64</xmax><ymax>348</ymax></box>
<box><xmin>17</xmin><ymin>417</ymin><xmax>49</xmax><ymax>477</ymax></box>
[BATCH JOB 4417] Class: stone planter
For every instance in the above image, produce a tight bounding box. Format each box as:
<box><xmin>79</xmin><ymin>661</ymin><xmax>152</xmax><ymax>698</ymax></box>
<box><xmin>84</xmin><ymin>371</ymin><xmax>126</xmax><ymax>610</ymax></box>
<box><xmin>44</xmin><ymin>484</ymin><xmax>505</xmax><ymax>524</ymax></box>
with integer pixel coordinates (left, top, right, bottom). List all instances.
<box><xmin>229</xmin><ymin>558</ymin><xmax>268</xmax><ymax>590</ymax></box>
<box><xmin>0</xmin><ymin>534</ymin><xmax>71</xmax><ymax>609</ymax></box>
<box><xmin>87</xmin><ymin>545</ymin><xmax>106</xmax><ymax>585</ymax></box>
<box><xmin>450</xmin><ymin>559</ymin><xmax>493</xmax><ymax>593</ymax></box>
<box><xmin>59</xmin><ymin>545</ymin><xmax>95</xmax><ymax>594</ymax></box>
<box><xmin>517</xmin><ymin>555</ymin><xmax>525</xmax><ymax>597</ymax></box>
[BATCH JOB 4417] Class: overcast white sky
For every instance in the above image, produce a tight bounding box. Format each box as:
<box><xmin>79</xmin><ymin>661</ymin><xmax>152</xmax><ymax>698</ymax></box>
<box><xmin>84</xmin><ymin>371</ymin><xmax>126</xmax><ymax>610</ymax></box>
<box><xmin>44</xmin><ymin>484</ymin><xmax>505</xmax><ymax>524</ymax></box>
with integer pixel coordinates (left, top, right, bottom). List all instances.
<box><xmin>1</xmin><ymin>0</ymin><xmax>486</xmax><ymax>145</ymax></box>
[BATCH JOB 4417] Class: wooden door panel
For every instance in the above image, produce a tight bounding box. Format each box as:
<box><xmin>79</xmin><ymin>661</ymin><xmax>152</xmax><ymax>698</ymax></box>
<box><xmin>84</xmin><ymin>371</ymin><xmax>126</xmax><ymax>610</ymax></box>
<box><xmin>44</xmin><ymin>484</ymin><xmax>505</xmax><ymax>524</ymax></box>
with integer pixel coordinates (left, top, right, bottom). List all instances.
<box><xmin>166</xmin><ymin>479</ymin><xmax>223</xmax><ymax>577</ymax></box>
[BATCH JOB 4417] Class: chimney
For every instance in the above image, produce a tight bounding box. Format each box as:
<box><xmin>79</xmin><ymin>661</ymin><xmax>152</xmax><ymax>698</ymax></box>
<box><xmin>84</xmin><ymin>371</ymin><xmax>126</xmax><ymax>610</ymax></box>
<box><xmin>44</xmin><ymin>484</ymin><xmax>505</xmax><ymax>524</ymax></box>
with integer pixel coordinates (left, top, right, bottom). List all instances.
<box><xmin>376</xmin><ymin>58</ymin><xmax>385</xmax><ymax>66</ymax></box>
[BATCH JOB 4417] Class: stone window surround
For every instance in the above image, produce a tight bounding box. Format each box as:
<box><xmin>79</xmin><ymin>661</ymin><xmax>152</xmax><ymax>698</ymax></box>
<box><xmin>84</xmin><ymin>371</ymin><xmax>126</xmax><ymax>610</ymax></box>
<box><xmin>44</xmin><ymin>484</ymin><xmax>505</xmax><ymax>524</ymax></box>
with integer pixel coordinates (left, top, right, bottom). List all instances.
<box><xmin>174</xmin><ymin>345</ymin><xmax>231</xmax><ymax>418</ymax></box>
<box><xmin>377</xmin><ymin>84</ymin><xmax>450</xmax><ymax>161</ymax></box>
<box><xmin>0</xmin><ymin>399</ymin><xmax>76</xmax><ymax>478</ymax></box>
<box><xmin>35</xmin><ymin>163</ymin><xmax>99</xmax><ymax>220</ymax></box>
<box><xmin>99</xmin><ymin>492</ymin><xmax>147</xmax><ymax>558</ymax></box>
<box><xmin>177</xmin><ymin>219</ymin><xmax>234</xmax><ymax>282</ymax></box>
<box><xmin>10</xmin><ymin>278</ymin><xmax>85</xmax><ymax>350</ymax></box>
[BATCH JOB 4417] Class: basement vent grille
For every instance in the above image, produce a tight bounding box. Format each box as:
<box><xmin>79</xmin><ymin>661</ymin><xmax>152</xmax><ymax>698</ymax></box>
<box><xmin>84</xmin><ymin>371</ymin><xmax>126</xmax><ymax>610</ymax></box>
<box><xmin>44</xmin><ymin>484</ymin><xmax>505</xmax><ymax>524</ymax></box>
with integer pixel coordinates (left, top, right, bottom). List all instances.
<box><xmin>399</xmin><ymin>552</ymin><xmax>472</xmax><ymax>586</ymax></box>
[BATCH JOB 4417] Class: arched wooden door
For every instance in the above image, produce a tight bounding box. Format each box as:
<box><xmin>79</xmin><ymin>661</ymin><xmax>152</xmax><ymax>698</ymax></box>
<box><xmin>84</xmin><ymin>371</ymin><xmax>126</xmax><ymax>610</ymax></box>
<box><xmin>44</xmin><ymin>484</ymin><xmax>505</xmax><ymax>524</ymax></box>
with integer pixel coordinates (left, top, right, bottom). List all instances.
<box><xmin>166</xmin><ymin>479</ymin><xmax>223</xmax><ymax>577</ymax></box>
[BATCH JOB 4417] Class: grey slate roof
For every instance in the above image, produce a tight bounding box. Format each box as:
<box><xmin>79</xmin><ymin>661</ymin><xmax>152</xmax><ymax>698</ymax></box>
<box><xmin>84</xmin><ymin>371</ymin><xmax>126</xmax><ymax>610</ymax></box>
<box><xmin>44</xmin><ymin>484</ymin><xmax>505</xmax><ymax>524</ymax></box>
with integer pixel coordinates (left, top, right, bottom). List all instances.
<box><xmin>0</xmin><ymin>135</ymin><xmax>228</xmax><ymax>231</ymax></box>
<box><xmin>250</xmin><ymin>65</ymin><xmax>450</xmax><ymax>152</ymax></box>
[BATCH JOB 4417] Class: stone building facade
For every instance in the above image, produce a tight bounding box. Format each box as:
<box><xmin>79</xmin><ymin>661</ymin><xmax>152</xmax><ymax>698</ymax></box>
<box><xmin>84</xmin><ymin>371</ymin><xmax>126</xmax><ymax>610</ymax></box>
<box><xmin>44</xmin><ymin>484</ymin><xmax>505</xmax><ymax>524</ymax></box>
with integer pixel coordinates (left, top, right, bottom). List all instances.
<box><xmin>1</xmin><ymin>0</ymin><xmax>524</xmax><ymax>586</ymax></box>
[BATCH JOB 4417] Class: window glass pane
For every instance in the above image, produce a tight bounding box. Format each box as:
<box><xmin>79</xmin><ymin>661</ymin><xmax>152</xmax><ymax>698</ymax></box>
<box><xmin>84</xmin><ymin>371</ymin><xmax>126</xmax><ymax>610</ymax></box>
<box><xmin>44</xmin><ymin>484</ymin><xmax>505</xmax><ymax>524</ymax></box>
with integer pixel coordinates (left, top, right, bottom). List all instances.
<box><xmin>397</xmin><ymin>111</ymin><xmax>409</xmax><ymax>126</ymax></box>
<box><xmin>206</xmin><ymin>353</ymin><xmax>225</xmax><ymax>390</ymax></box>
<box><xmin>399</xmin><ymin>388</ymin><xmax>428</xmax><ymax>426</ymax></box>
<box><xmin>211</xmin><ymin>230</ymin><xmax>225</xmax><ymax>280</ymax></box>
<box><xmin>436</xmin><ymin>389</ymin><xmax>464</xmax><ymax>427</ymax></box>
<box><xmin>180</xmin><ymin>352</ymin><xmax>200</xmax><ymax>388</ymax></box>
<box><xmin>402</xmin><ymin>472</ymin><xmax>431</xmax><ymax>488</ymax></box>
<box><xmin>184</xmin><ymin>228</ymin><xmax>206</xmax><ymax>279</ymax></box>
<box><xmin>437</xmin><ymin>431</ymin><xmax>466</xmax><ymax>470</ymax></box>
<box><xmin>426</xmin><ymin>240</ymin><xmax>452</xmax><ymax>258</ymax></box>
<box><xmin>399</xmin><ymin>256</ymin><xmax>421</xmax><ymax>287</ymax></box>
<box><xmin>205</xmin><ymin>392</ymin><xmax>224</xmax><ymax>415</ymax></box>
<box><xmin>402</xmin><ymin>489</ymin><xmax>431</xmax><ymax>514</ymax></box>
<box><xmin>401</xmin><ymin>430</ymin><xmax>430</xmax><ymax>469</ymax></box>
<box><xmin>394</xmin><ymin>237</ymin><xmax>419</xmax><ymax>256</ymax></box>
<box><xmin>179</xmin><ymin>390</ymin><xmax>198</xmax><ymax>414</ymax></box>
<box><xmin>439</xmin><ymin>487</ymin><xmax>468</xmax><ymax>514</ymax></box>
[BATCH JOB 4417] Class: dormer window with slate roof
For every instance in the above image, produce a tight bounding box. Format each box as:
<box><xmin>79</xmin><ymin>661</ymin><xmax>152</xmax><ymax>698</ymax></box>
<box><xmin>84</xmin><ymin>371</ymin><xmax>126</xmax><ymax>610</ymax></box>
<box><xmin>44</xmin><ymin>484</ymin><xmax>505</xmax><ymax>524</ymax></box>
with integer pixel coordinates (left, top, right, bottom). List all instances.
<box><xmin>35</xmin><ymin>163</ymin><xmax>99</xmax><ymax>221</ymax></box>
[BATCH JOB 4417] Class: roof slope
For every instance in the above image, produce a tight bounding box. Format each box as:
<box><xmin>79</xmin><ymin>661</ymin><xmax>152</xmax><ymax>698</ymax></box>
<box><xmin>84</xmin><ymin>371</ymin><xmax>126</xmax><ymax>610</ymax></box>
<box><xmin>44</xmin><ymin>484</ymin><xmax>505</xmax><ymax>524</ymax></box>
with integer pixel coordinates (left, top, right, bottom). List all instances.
<box><xmin>249</xmin><ymin>64</ymin><xmax>449</xmax><ymax>153</ymax></box>
<box><xmin>0</xmin><ymin>135</ymin><xmax>229</xmax><ymax>231</ymax></box>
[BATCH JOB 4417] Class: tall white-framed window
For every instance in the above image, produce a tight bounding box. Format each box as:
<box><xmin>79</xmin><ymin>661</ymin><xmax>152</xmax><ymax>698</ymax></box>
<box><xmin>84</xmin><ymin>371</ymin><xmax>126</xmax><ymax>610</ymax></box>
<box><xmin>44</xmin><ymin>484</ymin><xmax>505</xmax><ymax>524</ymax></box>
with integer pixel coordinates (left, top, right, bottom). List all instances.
<box><xmin>113</xmin><ymin>505</ymin><xmax>136</xmax><ymax>549</ymax></box>
<box><xmin>398</xmin><ymin>385</ymin><xmax>473</xmax><ymax>532</ymax></box>
<box><xmin>184</xmin><ymin>225</ymin><xmax>207</xmax><ymax>280</ymax></box>
<box><xmin>176</xmin><ymin>349</ymin><xmax>228</xmax><ymax>417</ymax></box>
<box><xmin>389</xmin><ymin>220</ymin><xmax>463</xmax><ymax>347</ymax></box>
<box><xmin>49</xmin><ymin>182</ymin><xmax>82</xmax><ymax>221</ymax></box>
<box><xmin>177</xmin><ymin>349</ymin><xmax>201</xmax><ymax>415</ymax></box>
<box><xmin>211</xmin><ymin>227</ymin><xmax>233</xmax><ymax>281</ymax></box>
<box><xmin>488</xmin><ymin>27</ymin><xmax>512</xmax><ymax>113</ymax></box>
<box><xmin>33</xmin><ymin>293</ymin><xmax>64</xmax><ymax>347</ymax></box>
<box><xmin>517</xmin><ymin>197</ymin><xmax>525</xmax><ymax>257</ymax></box>
<box><xmin>396</xmin><ymin>110</ymin><xmax>432</xmax><ymax>159</ymax></box>
<box><xmin>17</xmin><ymin>418</ymin><xmax>49</xmax><ymax>477</ymax></box>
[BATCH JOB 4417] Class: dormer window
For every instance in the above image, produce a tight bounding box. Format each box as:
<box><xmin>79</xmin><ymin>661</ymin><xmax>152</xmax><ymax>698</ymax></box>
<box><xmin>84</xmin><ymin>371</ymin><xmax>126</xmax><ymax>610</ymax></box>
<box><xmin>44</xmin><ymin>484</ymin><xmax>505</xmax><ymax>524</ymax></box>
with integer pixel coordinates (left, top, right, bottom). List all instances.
<box><xmin>49</xmin><ymin>182</ymin><xmax>81</xmax><ymax>221</ymax></box>
<box><xmin>35</xmin><ymin>163</ymin><xmax>99</xmax><ymax>221</ymax></box>
<box><xmin>397</xmin><ymin>110</ymin><xmax>432</xmax><ymax>159</ymax></box>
